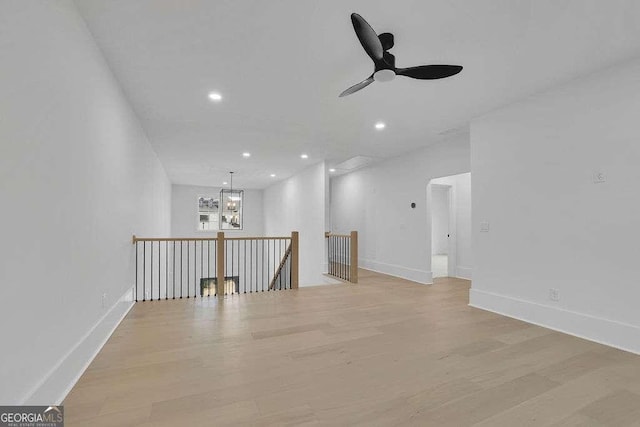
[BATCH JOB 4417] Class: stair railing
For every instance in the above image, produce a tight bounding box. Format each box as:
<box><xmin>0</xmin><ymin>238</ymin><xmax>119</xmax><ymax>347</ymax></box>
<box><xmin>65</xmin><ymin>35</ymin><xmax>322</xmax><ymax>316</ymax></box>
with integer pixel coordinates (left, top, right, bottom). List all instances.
<box><xmin>325</xmin><ymin>231</ymin><xmax>358</xmax><ymax>283</ymax></box>
<box><xmin>132</xmin><ymin>231</ymin><xmax>299</xmax><ymax>301</ymax></box>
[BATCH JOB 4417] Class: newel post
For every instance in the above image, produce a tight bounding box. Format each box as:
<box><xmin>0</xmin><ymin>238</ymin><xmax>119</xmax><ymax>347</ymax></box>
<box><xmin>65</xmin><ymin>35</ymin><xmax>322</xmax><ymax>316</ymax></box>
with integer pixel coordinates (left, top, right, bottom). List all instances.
<box><xmin>217</xmin><ymin>232</ymin><xmax>225</xmax><ymax>296</ymax></box>
<box><xmin>291</xmin><ymin>231</ymin><xmax>299</xmax><ymax>289</ymax></box>
<box><xmin>350</xmin><ymin>230</ymin><xmax>358</xmax><ymax>283</ymax></box>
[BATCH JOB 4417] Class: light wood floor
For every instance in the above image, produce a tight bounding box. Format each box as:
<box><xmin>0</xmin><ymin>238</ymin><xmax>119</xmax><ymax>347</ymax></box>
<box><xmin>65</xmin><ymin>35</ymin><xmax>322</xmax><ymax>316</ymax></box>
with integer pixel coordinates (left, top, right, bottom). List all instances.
<box><xmin>65</xmin><ymin>270</ymin><xmax>640</xmax><ymax>426</ymax></box>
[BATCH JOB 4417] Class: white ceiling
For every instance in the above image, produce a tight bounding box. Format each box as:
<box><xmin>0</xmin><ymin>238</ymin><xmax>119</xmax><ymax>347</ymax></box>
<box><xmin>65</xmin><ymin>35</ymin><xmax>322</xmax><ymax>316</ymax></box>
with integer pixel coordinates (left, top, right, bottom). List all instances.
<box><xmin>75</xmin><ymin>0</ymin><xmax>640</xmax><ymax>189</ymax></box>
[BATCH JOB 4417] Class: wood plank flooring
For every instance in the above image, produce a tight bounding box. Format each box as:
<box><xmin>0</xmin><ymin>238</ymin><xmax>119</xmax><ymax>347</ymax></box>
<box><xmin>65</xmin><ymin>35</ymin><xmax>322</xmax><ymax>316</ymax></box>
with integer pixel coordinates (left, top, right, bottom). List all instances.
<box><xmin>64</xmin><ymin>270</ymin><xmax>640</xmax><ymax>426</ymax></box>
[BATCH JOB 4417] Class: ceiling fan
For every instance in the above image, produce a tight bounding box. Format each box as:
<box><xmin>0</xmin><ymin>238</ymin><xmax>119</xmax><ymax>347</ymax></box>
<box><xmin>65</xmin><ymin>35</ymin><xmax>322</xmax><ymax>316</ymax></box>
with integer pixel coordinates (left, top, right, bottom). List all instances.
<box><xmin>339</xmin><ymin>13</ymin><xmax>463</xmax><ymax>97</ymax></box>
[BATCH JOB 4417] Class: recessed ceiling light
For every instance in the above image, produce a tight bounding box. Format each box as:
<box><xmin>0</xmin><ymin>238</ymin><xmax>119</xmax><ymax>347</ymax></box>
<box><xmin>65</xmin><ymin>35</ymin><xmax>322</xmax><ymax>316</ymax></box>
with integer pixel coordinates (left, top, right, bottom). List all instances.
<box><xmin>208</xmin><ymin>92</ymin><xmax>222</xmax><ymax>102</ymax></box>
<box><xmin>300</xmin><ymin>154</ymin><xmax>309</xmax><ymax>159</ymax></box>
<box><xmin>270</xmin><ymin>174</ymin><xmax>276</xmax><ymax>178</ymax></box>
<box><xmin>375</xmin><ymin>122</ymin><xmax>386</xmax><ymax>130</ymax></box>
<box><xmin>329</xmin><ymin>168</ymin><xmax>336</xmax><ymax>172</ymax></box>
<box><xmin>223</xmin><ymin>181</ymin><xmax>228</xmax><ymax>185</ymax></box>
<box><xmin>242</xmin><ymin>152</ymin><xmax>251</xmax><ymax>158</ymax></box>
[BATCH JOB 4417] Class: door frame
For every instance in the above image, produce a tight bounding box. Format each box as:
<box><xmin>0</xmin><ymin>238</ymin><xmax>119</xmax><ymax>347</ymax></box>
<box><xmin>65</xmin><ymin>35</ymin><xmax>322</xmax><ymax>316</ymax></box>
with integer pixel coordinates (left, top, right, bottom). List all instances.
<box><xmin>427</xmin><ymin>181</ymin><xmax>457</xmax><ymax>279</ymax></box>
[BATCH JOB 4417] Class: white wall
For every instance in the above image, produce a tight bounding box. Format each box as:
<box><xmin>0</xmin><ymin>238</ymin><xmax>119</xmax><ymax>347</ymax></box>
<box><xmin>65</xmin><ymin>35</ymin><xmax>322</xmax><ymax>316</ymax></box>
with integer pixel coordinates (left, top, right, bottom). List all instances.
<box><xmin>171</xmin><ymin>184</ymin><xmax>264</xmax><ymax>238</ymax></box>
<box><xmin>431</xmin><ymin>186</ymin><xmax>450</xmax><ymax>255</ymax></box>
<box><xmin>263</xmin><ymin>162</ymin><xmax>328</xmax><ymax>286</ymax></box>
<box><xmin>330</xmin><ymin>136</ymin><xmax>470</xmax><ymax>284</ymax></box>
<box><xmin>470</xmin><ymin>58</ymin><xmax>640</xmax><ymax>354</ymax></box>
<box><xmin>431</xmin><ymin>173</ymin><xmax>472</xmax><ymax>279</ymax></box>
<box><xmin>0</xmin><ymin>1</ymin><xmax>171</xmax><ymax>404</ymax></box>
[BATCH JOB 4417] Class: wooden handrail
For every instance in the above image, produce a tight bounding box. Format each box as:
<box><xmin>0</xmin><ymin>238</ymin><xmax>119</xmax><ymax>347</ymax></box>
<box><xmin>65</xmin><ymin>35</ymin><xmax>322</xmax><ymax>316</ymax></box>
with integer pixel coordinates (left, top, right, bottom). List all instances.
<box><xmin>132</xmin><ymin>236</ymin><xmax>216</xmax><ymax>243</ymax></box>
<box><xmin>132</xmin><ymin>235</ymin><xmax>290</xmax><ymax>243</ymax></box>
<box><xmin>268</xmin><ymin>242</ymin><xmax>292</xmax><ymax>290</ymax></box>
<box><xmin>226</xmin><ymin>236</ymin><xmax>291</xmax><ymax>241</ymax></box>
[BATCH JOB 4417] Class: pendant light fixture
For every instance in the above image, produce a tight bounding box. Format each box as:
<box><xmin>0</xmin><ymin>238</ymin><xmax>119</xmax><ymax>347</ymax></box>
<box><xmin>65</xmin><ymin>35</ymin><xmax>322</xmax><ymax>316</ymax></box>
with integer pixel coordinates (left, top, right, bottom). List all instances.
<box><xmin>227</xmin><ymin>172</ymin><xmax>236</xmax><ymax>211</ymax></box>
<box><xmin>220</xmin><ymin>171</ymin><xmax>243</xmax><ymax>229</ymax></box>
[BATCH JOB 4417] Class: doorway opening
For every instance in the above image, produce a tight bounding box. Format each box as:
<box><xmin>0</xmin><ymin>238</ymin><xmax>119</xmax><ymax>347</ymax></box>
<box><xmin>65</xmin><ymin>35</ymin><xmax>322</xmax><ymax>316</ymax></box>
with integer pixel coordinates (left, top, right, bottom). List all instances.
<box><xmin>431</xmin><ymin>184</ymin><xmax>451</xmax><ymax>278</ymax></box>
<box><xmin>427</xmin><ymin>172</ymin><xmax>472</xmax><ymax>281</ymax></box>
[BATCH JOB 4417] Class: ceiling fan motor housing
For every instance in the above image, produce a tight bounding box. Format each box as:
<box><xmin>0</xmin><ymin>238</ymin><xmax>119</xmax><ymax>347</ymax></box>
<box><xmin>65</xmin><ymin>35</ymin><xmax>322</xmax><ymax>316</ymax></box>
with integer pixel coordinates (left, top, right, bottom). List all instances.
<box><xmin>374</xmin><ymin>69</ymin><xmax>396</xmax><ymax>82</ymax></box>
<box><xmin>374</xmin><ymin>51</ymin><xmax>396</xmax><ymax>82</ymax></box>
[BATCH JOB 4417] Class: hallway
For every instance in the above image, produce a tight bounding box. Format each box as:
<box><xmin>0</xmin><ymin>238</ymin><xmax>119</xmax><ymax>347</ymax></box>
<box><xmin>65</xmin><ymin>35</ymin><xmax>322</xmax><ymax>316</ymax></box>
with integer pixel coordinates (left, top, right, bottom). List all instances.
<box><xmin>65</xmin><ymin>271</ymin><xmax>640</xmax><ymax>426</ymax></box>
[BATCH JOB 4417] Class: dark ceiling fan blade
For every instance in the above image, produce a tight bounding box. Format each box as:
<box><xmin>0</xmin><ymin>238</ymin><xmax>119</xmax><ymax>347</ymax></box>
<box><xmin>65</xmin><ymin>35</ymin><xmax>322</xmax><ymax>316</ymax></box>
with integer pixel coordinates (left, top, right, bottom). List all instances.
<box><xmin>339</xmin><ymin>75</ymin><xmax>375</xmax><ymax>97</ymax></box>
<box><xmin>396</xmin><ymin>65</ymin><xmax>463</xmax><ymax>80</ymax></box>
<box><xmin>383</xmin><ymin>52</ymin><xmax>395</xmax><ymax>68</ymax></box>
<box><xmin>378</xmin><ymin>32</ymin><xmax>394</xmax><ymax>51</ymax></box>
<box><xmin>351</xmin><ymin>13</ymin><xmax>383</xmax><ymax>62</ymax></box>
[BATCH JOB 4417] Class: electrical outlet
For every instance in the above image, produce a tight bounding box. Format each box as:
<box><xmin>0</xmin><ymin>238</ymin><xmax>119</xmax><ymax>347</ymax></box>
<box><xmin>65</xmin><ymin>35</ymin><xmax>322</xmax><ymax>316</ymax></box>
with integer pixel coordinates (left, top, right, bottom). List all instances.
<box><xmin>549</xmin><ymin>288</ymin><xmax>560</xmax><ymax>302</ymax></box>
<box><xmin>101</xmin><ymin>293</ymin><xmax>107</xmax><ymax>308</ymax></box>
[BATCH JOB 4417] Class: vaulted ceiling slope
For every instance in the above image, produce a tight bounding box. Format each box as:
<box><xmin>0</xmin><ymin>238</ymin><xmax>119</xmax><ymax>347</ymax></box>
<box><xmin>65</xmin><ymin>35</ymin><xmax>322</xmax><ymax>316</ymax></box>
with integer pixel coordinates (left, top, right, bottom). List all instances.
<box><xmin>75</xmin><ymin>0</ymin><xmax>640</xmax><ymax>188</ymax></box>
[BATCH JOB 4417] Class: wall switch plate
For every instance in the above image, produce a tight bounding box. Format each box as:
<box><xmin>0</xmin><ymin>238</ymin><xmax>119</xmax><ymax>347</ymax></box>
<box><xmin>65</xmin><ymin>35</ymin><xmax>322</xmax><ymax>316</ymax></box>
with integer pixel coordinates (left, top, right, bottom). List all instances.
<box><xmin>593</xmin><ymin>172</ymin><xmax>606</xmax><ymax>183</ymax></box>
<box><xmin>549</xmin><ymin>288</ymin><xmax>560</xmax><ymax>302</ymax></box>
<box><xmin>480</xmin><ymin>221</ymin><xmax>490</xmax><ymax>232</ymax></box>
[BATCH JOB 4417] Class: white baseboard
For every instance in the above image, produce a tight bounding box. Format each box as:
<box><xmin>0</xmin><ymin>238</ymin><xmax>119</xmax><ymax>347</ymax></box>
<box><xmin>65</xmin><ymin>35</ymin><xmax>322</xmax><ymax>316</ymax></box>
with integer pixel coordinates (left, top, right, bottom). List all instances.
<box><xmin>469</xmin><ymin>288</ymin><xmax>640</xmax><ymax>355</ymax></box>
<box><xmin>456</xmin><ymin>266</ymin><xmax>473</xmax><ymax>280</ymax></box>
<box><xmin>22</xmin><ymin>287</ymin><xmax>135</xmax><ymax>405</ymax></box>
<box><xmin>359</xmin><ymin>258</ymin><xmax>432</xmax><ymax>284</ymax></box>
